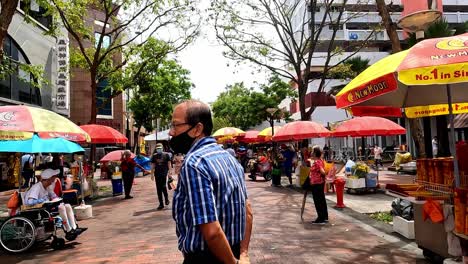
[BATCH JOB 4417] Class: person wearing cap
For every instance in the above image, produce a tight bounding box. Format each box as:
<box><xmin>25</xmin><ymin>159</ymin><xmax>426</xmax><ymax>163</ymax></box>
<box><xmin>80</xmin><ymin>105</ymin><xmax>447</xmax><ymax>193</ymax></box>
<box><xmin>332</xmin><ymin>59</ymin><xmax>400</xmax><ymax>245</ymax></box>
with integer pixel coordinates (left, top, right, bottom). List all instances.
<box><xmin>150</xmin><ymin>143</ymin><xmax>172</xmax><ymax>209</ymax></box>
<box><xmin>23</xmin><ymin>169</ymin><xmax>87</xmax><ymax>235</ymax></box>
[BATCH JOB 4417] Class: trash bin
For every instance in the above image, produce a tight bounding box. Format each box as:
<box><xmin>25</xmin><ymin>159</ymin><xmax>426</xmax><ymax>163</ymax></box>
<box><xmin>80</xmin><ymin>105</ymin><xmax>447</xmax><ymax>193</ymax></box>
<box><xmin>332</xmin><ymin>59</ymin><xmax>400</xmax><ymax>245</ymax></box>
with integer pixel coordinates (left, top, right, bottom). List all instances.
<box><xmin>272</xmin><ymin>168</ymin><xmax>281</xmax><ymax>186</ymax></box>
<box><xmin>111</xmin><ymin>173</ymin><xmax>123</xmax><ymax>196</ymax></box>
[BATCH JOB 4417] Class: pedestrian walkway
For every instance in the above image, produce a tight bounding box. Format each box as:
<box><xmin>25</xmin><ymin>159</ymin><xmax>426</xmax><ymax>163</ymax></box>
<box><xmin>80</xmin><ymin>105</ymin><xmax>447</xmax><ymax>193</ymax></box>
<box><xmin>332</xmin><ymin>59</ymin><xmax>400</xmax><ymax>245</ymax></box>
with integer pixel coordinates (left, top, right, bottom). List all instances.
<box><xmin>0</xmin><ymin>175</ymin><xmax>426</xmax><ymax>263</ymax></box>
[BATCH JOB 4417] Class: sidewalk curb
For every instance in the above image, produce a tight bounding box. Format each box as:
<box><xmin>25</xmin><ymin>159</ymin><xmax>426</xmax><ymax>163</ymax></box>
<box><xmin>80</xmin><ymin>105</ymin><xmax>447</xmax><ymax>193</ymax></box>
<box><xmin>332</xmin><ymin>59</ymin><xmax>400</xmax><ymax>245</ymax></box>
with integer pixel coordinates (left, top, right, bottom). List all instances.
<box><xmin>289</xmin><ymin>184</ymin><xmax>420</xmax><ymax>249</ymax></box>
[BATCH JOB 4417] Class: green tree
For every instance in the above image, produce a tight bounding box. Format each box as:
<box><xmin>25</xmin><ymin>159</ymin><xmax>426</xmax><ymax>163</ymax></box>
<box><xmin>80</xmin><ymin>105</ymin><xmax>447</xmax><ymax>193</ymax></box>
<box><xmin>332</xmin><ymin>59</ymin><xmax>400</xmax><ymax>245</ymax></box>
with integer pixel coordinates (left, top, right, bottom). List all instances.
<box><xmin>212</xmin><ymin>75</ymin><xmax>296</xmax><ymax>130</ymax></box>
<box><xmin>212</xmin><ymin>0</ymin><xmax>374</xmax><ymax>121</ymax></box>
<box><xmin>328</xmin><ymin>56</ymin><xmax>370</xmax><ymax>81</ymax></box>
<box><xmin>212</xmin><ymin>117</ymin><xmax>233</xmax><ymax>133</ymax></box>
<box><xmin>45</xmin><ymin>0</ymin><xmax>199</xmax><ymax>124</ymax></box>
<box><xmin>126</xmin><ymin>41</ymin><xmax>192</xmax><ymax>150</ymax></box>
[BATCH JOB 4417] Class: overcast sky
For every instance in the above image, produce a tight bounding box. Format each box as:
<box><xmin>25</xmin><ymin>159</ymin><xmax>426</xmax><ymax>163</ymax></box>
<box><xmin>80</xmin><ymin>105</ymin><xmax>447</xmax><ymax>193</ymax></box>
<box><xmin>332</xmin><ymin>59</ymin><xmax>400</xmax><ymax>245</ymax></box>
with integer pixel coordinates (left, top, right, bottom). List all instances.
<box><xmin>176</xmin><ymin>31</ymin><xmax>269</xmax><ymax>104</ymax></box>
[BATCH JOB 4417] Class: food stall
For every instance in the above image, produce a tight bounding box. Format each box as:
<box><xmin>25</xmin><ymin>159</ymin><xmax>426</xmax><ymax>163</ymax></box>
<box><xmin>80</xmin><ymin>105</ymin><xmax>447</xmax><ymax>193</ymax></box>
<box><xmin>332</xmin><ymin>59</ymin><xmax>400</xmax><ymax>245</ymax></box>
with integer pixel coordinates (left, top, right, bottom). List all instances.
<box><xmin>385</xmin><ymin>143</ymin><xmax>468</xmax><ymax>261</ymax></box>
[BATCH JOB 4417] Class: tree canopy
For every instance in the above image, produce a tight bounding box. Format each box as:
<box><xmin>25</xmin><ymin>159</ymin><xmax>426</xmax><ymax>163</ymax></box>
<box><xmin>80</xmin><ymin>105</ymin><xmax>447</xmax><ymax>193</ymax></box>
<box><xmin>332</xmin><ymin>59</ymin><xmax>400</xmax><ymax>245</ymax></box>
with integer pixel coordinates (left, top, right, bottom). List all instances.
<box><xmin>45</xmin><ymin>0</ymin><xmax>200</xmax><ymax>123</ymax></box>
<box><xmin>126</xmin><ymin>38</ymin><xmax>192</xmax><ymax>135</ymax></box>
<box><xmin>212</xmin><ymin>75</ymin><xmax>296</xmax><ymax>130</ymax></box>
<box><xmin>211</xmin><ymin>0</ymin><xmax>374</xmax><ymax>121</ymax></box>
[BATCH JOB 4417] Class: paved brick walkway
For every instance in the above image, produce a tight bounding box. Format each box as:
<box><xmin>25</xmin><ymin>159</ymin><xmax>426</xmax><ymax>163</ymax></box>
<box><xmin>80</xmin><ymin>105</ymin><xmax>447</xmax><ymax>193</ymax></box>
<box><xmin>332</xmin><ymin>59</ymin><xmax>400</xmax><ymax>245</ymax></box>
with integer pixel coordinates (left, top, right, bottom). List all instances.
<box><xmin>0</xmin><ymin>175</ymin><xmax>427</xmax><ymax>263</ymax></box>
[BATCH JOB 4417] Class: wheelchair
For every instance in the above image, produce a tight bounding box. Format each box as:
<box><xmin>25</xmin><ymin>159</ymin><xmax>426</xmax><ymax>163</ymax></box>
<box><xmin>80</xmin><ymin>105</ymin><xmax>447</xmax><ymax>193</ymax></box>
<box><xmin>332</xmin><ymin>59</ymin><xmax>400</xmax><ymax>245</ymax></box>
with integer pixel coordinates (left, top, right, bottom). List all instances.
<box><xmin>0</xmin><ymin>196</ymin><xmax>79</xmax><ymax>253</ymax></box>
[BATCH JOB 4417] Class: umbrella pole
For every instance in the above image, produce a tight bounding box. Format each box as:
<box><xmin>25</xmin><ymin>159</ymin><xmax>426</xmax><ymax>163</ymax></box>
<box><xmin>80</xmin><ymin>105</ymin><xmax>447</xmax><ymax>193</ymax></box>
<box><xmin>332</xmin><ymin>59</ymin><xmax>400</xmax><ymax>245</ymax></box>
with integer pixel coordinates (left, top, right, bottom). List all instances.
<box><xmin>446</xmin><ymin>84</ymin><xmax>460</xmax><ymax>187</ymax></box>
<box><xmin>79</xmin><ymin>158</ymin><xmax>85</xmax><ymax>205</ymax></box>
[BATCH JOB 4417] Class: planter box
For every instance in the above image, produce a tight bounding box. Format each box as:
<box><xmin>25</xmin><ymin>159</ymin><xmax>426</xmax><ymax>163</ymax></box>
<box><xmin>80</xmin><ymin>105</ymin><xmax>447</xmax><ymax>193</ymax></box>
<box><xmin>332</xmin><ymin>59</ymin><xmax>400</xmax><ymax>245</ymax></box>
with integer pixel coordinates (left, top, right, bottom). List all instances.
<box><xmin>345</xmin><ymin>178</ymin><xmax>366</xmax><ymax>189</ymax></box>
<box><xmin>393</xmin><ymin>216</ymin><xmax>415</xmax><ymax>239</ymax></box>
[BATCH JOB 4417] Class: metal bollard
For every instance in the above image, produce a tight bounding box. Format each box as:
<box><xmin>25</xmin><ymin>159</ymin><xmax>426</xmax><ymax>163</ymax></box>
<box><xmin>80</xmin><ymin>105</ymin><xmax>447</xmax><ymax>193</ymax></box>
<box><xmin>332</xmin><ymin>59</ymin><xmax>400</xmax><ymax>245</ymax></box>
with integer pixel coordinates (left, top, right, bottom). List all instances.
<box><xmin>334</xmin><ymin>178</ymin><xmax>346</xmax><ymax>209</ymax></box>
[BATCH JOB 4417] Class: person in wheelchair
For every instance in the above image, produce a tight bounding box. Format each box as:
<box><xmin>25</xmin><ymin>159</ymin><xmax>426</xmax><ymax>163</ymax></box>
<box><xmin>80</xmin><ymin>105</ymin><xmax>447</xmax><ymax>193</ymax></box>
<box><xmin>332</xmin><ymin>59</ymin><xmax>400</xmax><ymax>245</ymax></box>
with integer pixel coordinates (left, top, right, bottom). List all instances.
<box><xmin>24</xmin><ymin>168</ymin><xmax>87</xmax><ymax>236</ymax></box>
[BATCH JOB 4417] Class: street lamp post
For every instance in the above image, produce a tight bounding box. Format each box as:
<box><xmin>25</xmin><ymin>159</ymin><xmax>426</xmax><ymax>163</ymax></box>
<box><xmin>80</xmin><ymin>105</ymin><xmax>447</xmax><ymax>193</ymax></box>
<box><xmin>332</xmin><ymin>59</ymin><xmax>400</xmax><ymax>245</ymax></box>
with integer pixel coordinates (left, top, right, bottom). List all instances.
<box><xmin>266</xmin><ymin>107</ymin><xmax>279</xmax><ymax>136</ymax></box>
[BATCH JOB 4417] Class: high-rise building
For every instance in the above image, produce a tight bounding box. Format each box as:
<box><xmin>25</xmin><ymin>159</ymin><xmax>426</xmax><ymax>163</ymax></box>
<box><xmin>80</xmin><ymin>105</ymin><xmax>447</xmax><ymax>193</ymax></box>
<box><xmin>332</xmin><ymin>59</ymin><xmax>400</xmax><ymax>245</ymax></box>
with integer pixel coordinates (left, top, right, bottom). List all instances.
<box><xmin>282</xmin><ymin>0</ymin><xmax>467</xmax><ymax>149</ymax></box>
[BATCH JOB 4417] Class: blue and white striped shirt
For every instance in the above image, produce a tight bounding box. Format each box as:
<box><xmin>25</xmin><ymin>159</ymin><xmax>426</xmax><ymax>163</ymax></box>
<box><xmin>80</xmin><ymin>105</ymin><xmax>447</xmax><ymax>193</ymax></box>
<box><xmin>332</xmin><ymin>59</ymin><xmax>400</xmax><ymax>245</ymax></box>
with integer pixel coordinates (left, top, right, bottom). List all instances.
<box><xmin>172</xmin><ymin>137</ymin><xmax>248</xmax><ymax>254</ymax></box>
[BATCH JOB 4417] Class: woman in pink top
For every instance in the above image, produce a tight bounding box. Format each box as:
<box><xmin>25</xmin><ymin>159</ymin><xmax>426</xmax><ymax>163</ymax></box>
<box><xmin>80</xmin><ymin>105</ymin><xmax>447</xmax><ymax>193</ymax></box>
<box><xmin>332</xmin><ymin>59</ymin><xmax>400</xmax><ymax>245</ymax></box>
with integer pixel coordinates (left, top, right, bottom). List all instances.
<box><xmin>309</xmin><ymin>146</ymin><xmax>328</xmax><ymax>224</ymax></box>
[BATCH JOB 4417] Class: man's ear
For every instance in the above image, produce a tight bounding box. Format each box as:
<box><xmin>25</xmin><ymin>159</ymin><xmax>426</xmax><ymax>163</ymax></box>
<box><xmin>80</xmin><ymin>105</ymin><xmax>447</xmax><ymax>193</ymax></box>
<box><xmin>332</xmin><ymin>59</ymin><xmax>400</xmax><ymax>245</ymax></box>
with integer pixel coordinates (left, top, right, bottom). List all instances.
<box><xmin>191</xmin><ymin>123</ymin><xmax>204</xmax><ymax>138</ymax></box>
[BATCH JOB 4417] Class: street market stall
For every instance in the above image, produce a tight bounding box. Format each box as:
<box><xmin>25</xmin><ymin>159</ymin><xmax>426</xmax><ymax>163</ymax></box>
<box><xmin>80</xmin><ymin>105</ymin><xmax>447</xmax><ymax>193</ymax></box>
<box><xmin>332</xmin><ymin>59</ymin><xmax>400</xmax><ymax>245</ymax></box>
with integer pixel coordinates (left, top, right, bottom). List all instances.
<box><xmin>332</xmin><ymin>116</ymin><xmax>407</xmax><ymax>193</ymax></box>
<box><xmin>335</xmin><ymin>33</ymin><xmax>468</xmax><ymax>261</ymax></box>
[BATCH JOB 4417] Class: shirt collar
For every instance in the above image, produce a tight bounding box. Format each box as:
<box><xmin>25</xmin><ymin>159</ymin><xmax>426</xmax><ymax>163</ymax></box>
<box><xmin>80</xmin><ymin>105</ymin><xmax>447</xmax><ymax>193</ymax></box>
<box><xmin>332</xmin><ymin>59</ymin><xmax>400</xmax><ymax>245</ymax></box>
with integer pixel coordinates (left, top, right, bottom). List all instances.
<box><xmin>187</xmin><ymin>136</ymin><xmax>216</xmax><ymax>155</ymax></box>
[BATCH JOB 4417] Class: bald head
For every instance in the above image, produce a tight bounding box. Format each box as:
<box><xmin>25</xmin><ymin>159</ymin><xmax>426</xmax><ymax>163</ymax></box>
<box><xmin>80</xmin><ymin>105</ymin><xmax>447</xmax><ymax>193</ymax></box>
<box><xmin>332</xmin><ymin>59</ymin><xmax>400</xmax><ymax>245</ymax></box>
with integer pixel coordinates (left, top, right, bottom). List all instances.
<box><xmin>175</xmin><ymin>99</ymin><xmax>213</xmax><ymax>136</ymax></box>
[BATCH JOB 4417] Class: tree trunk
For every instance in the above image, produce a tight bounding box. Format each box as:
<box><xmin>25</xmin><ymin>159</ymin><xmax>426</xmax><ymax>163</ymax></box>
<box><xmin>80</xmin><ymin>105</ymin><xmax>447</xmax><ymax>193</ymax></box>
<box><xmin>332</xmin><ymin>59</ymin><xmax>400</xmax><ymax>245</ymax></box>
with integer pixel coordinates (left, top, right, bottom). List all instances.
<box><xmin>133</xmin><ymin>126</ymin><xmax>141</xmax><ymax>153</ymax></box>
<box><xmin>376</xmin><ymin>0</ymin><xmax>426</xmax><ymax>158</ymax></box>
<box><xmin>298</xmin><ymin>81</ymin><xmax>308</xmax><ymax>121</ymax></box>
<box><xmin>89</xmin><ymin>76</ymin><xmax>98</xmax><ymax>169</ymax></box>
<box><xmin>0</xmin><ymin>0</ymin><xmax>19</xmax><ymax>55</ymax></box>
<box><xmin>376</xmin><ymin>0</ymin><xmax>401</xmax><ymax>51</ymax></box>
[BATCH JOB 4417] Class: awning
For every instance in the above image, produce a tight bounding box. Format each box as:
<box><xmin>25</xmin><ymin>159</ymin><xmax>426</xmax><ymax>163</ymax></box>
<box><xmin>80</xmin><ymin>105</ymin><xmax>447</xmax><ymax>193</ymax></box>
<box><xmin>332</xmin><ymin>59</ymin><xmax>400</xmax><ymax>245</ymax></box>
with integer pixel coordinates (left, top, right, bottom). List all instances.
<box><xmin>144</xmin><ymin>130</ymin><xmax>170</xmax><ymax>141</ymax></box>
<box><xmin>451</xmin><ymin>113</ymin><xmax>468</xmax><ymax>129</ymax></box>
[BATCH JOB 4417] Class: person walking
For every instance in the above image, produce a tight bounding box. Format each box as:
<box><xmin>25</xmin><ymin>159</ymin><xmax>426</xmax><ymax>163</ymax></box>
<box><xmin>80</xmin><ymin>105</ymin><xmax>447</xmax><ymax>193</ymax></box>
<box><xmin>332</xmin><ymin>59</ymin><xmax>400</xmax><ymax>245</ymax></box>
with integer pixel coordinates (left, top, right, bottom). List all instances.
<box><xmin>309</xmin><ymin>146</ymin><xmax>328</xmax><ymax>224</ymax></box>
<box><xmin>432</xmin><ymin>136</ymin><xmax>438</xmax><ymax>158</ymax></box>
<box><xmin>151</xmin><ymin>143</ymin><xmax>172</xmax><ymax>210</ymax></box>
<box><xmin>169</xmin><ymin>100</ymin><xmax>253</xmax><ymax>264</ymax></box>
<box><xmin>281</xmin><ymin>144</ymin><xmax>295</xmax><ymax>186</ymax></box>
<box><xmin>373</xmin><ymin>144</ymin><xmax>383</xmax><ymax>168</ymax></box>
<box><xmin>121</xmin><ymin>150</ymin><xmax>147</xmax><ymax>199</ymax></box>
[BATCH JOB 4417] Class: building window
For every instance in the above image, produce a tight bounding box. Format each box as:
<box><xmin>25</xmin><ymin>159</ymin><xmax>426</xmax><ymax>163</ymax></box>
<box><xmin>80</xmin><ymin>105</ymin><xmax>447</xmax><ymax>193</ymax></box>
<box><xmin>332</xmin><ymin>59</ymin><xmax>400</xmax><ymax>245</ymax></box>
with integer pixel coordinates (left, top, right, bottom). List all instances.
<box><xmin>0</xmin><ymin>35</ymin><xmax>41</xmax><ymax>106</ymax></box>
<box><xmin>328</xmin><ymin>23</ymin><xmax>344</xmax><ymax>30</ymax></box>
<box><xmin>19</xmin><ymin>0</ymin><xmax>53</xmax><ymax>29</ymax></box>
<box><xmin>96</xmin><ymin>79</ymin><xmax>112</xmax><ymax>117</ymax></box>
<box><xmin>95</xmin><ymin>32</ymin><xmax>111</xmax><ymax>49</ymax></box>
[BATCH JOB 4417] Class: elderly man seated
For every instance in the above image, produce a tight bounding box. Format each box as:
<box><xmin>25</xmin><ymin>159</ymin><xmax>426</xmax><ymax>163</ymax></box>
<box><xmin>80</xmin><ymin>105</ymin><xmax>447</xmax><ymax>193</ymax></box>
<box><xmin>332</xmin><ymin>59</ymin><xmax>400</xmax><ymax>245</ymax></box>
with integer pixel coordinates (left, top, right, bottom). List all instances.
<box><xmin>24</xmin><ymin>168</ymin><xmax>87</xmax><ymax>236</ymax></box>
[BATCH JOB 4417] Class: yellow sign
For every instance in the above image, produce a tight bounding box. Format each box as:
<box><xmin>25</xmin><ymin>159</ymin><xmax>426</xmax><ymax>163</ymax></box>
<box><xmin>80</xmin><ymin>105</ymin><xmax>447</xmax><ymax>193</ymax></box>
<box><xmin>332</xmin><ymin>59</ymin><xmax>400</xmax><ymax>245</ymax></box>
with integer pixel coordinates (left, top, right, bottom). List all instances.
<box><xmin>405</xmin><ymin>103</ymin><xmax>468</xmax><ymax>118</ymax></box>
<box><xmin>399</xmin><ymin>62</ymin><xmax>468</xmax><ymax>85</ymax></box>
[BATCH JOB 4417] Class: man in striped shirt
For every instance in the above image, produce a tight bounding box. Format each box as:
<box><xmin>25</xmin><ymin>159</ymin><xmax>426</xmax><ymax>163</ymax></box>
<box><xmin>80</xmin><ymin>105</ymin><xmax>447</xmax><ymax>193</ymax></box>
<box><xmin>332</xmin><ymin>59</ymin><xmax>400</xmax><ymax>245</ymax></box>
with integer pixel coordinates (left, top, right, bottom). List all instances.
<box><xmin>169</xmin><ymin>100</ymin><xmax>253</xmax><ymax>264</ymax></box>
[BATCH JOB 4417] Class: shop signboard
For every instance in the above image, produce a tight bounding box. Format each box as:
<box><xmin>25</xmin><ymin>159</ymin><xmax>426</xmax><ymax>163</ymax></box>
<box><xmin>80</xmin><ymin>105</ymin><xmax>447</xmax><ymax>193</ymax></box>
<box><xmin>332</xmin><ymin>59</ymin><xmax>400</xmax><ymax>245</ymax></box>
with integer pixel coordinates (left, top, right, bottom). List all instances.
<box><xmin>56</xmin><ymin>37</ymin><xmax>69</xmax><ymax>110</ymax></box>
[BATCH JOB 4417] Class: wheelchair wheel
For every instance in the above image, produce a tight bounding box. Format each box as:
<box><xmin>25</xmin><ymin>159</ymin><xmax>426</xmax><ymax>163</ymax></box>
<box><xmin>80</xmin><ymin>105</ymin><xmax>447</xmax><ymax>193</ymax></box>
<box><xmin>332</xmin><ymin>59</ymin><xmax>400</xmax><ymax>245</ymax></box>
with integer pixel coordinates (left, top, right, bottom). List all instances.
<box><xmin>0</xmin><ymin>216</ymin><xmax>36</xmax><ymax>253</ymax></box>
<box><xmin>51</xmin><ymin>237</ymin><xmax>65</xmax><ymax>250</ymax></box>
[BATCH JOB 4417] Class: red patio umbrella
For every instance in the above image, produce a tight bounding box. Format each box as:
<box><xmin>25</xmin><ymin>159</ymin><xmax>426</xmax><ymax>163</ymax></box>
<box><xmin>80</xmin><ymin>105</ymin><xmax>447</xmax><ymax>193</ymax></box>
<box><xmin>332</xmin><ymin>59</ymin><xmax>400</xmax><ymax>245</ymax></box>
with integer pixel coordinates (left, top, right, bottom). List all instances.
<box><xmin>272</xmin><ymin>121</ymin><xmax>330</xmax><ymax>142</ymax></box>
<box><xmin>237</xmin><ymin>130</ymin><xmax>260</xmax><ymax>143</ymax></box>
<box><xmin>332</xmin><ymin>116</ymin><xmax>406</xmax><ymax>137</ymax></box>
<box><xmin>100</xmin><ymin>150</ymin><xmax>135</xmax><ymax>162</ymax></box>
<box><xmin>80</xmin><ymin>124</ymin><xmax>128</xmax><ymax>144</ymax></box>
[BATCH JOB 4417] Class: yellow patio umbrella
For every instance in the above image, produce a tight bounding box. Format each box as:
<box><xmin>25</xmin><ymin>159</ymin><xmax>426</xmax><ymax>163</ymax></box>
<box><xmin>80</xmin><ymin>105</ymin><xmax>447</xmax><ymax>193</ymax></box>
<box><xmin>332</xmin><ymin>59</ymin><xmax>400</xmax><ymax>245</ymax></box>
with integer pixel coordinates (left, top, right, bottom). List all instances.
<box><xmin>335</xmin><ymin>33</ymin><xmax>468</xmax><ymax>187</ymax></box>
<box><xmin>212</xmin><ymin>127</ymin><xmax>245</xmax><ymax>138</ymax></box>
<box><xmin>257</xmin><ymin>126</ymin><xmax>282</xmax><ymax>141</ymax></box>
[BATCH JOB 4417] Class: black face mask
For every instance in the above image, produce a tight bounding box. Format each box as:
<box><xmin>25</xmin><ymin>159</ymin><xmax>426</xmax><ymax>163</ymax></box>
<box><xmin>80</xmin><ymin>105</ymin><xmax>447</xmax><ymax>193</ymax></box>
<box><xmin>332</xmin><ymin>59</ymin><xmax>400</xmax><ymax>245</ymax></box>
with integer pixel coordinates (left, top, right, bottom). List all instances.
<box><xmin>169</xmin><ymin>126</ymin><xmax>196</xmax><ymax>154</ymax></box>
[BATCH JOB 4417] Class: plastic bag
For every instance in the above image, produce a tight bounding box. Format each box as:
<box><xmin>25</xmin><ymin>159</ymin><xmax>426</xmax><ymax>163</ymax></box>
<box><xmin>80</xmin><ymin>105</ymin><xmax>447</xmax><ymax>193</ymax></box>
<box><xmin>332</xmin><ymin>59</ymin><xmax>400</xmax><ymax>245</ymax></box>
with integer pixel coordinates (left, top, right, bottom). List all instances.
<box><xmin>345</xmin><ymin>160</ymin><xmax>355</xmax><ymax>175</ymax></box>
<box><xmin>82</xmin><ymin>177</ymin><xmax>89</xmax><ymax>192</ymax></box>
<box><xmin>391</xmin><ymin>198</ymin><xmax>414</xmax><ymax>220</ymax></box>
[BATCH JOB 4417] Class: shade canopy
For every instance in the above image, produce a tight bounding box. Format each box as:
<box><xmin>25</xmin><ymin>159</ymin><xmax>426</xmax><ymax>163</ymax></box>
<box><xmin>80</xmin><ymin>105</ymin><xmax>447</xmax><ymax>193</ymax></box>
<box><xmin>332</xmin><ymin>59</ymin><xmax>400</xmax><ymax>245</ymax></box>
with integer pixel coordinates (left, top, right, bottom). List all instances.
<box><xmin>144</xmin><ymin>130</ymin><xmax>170</xmax><ymax>141</ymax></box>
<box><xmin>0</xmin><ymin>134</ymin><xmax>84</xmax><ymax>153</ymax></box>
<box><xmin>80</xmin><ymin>124</ymin><xmax>127</xmax><ymax>144</ymax></box>
<box><xmin>332</xmin><ymin>117</ymin><xmax>406</xmax><ymax>137</ymax></box>
<box><xmin>272</xmin><ymin>121</ymin><xmax>330</xmax><ymax>141</ymax></box>
<box><xmin>0</xmin><ymin>105</ymin><xmax>90</xmax><ymax>142</ymax></box>
<box><xmin>212</xmin><ymin>127</ymin><xmax>245</xmax><ymax>138</ymax></box>
<box><xmin>257</xmin><ymin>126</ymin><xmax>282</xmax><ymax>141</ymax></box>
<box><xmin>100</xmin><ymin>150</ymin><xmax>135</xmax><ymax>162</ymax></box>
<box><xmin>336</xmin><ymin>33</ymin><xmax>468</xmax><ymax>113</ymax></box>
<box><xmin>237</xmin><ymin>130</ymin><xmax>260</xmax><ymax>143</ymax></box>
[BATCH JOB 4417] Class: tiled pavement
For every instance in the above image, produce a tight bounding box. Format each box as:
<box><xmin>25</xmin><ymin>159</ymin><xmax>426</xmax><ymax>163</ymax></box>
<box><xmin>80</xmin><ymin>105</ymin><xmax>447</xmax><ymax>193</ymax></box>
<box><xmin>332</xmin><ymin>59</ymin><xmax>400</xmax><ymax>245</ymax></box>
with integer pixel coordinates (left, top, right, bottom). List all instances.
<box><xmin>0</xmin><ymin>175</ymin><xmax>427</xmax><ymax>263</ymax></box>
